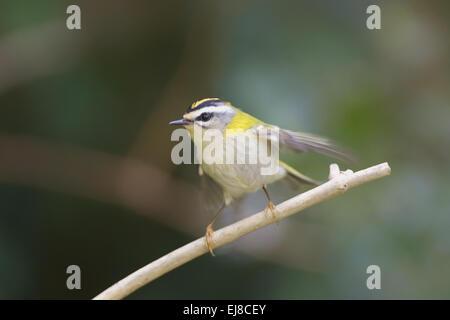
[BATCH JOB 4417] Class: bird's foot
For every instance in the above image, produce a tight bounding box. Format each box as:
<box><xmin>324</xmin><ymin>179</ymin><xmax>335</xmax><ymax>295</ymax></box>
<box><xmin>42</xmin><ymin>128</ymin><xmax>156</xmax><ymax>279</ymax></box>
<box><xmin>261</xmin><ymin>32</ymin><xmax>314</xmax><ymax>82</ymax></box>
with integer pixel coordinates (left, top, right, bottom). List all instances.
<box><xmin>205</xmin><ymin>224</ymin><xmax>216</xmax><ymax>256</ymax></box>
<box><xmin>264</xmin><ymin>201</ymin><xmax>277</xmax><ymax>220</ymax></box>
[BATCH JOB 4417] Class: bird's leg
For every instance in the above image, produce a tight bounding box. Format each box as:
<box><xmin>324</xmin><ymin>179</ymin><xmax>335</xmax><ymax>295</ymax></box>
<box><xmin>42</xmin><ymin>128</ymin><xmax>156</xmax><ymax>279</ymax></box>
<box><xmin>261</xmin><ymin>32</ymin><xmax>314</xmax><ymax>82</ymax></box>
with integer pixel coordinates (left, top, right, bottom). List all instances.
<box><xmin>205</xmin><ymin>202</ymin><xmax>226</xmax><ymax>256</ymax></box>
<box><xmin>262</xmin><ymin>185</ymin><xmax>277</xmax><ymax>219</ymax></box>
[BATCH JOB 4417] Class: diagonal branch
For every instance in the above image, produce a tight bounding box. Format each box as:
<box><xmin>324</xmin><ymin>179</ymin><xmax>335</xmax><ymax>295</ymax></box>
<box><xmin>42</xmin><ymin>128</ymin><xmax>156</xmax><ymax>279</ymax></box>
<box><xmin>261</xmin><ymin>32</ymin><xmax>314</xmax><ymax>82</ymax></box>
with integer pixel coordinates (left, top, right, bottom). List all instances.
<box><xmin>93</xmin><ymin>162</ymin><xmax>391</xmax><ymax>300</ymax></box>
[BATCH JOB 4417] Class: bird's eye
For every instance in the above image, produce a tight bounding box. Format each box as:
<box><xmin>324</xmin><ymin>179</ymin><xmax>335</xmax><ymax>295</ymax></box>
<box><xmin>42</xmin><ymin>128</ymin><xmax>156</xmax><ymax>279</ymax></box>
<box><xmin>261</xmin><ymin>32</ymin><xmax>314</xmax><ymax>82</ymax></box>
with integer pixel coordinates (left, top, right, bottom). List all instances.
<box><xmin>197</xmin><ymin>112</ymin><xmax>212</xmax><ymax>122</ymax></box>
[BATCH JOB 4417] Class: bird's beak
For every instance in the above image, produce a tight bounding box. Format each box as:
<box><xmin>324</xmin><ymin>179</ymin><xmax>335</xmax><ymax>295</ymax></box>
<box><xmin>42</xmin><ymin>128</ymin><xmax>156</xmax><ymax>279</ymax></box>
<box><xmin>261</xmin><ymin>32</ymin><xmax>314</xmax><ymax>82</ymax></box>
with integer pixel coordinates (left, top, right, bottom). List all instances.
<box><xmin>169</xmin><ymin>118</ymin><xmax>192</xmax><ymax>125</ymax></box>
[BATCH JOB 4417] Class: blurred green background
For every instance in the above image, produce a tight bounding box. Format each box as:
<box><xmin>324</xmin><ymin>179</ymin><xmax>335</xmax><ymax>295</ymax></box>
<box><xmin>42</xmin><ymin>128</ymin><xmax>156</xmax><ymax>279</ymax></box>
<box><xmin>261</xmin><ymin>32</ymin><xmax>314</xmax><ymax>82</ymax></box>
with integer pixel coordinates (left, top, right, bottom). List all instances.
<box><xmin>0</xmin><ymin>0</ymin><xmax>449</xmax><ymax>299</ymax></box>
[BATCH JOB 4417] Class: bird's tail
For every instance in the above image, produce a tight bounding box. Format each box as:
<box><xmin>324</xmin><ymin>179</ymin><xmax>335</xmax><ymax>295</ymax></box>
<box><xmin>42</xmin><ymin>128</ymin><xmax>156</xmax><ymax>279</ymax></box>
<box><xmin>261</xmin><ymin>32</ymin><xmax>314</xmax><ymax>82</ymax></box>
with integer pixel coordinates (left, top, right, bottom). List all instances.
<box><xmin>279</xmin><ymin>160</ymin><xmax>320</xmax><ymax>186</ymax></box>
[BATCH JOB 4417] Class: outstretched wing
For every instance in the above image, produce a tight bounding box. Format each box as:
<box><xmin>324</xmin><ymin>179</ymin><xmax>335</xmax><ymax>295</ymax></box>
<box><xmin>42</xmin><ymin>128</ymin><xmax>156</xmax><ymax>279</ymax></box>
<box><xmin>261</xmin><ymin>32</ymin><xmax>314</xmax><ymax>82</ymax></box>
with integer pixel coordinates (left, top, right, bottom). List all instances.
<box><xmin>279</xmin><ymin>129</ymin><xmax>354</xmax><ymax>162</ymax></box>
<box><xmin>255</xmin><ymin>125</ymin><xmax>354</xmax><ymax>162</ymax></box>
<box><xmin>198</xmin><ymin>165</ymin><xmax>225</xmax><ymax>216</ymax></box>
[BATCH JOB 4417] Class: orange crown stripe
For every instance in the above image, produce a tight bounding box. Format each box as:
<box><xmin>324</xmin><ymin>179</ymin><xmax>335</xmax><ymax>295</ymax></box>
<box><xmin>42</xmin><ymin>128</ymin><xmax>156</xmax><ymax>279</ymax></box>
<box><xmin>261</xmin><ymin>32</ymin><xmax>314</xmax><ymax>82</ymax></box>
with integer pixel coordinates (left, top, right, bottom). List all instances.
<box><xmin>190</xmin><ymin>98</ymin><xmax>220</xmax><ymax>109</ymax></box>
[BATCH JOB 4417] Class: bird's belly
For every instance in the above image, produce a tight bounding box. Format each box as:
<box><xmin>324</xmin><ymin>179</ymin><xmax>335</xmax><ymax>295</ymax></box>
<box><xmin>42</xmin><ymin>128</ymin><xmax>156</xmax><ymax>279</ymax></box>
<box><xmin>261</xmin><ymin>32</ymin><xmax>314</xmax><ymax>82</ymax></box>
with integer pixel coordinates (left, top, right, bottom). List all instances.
<box><xmin>199</xmin><ymin>132</ymin><xmax>286</xmax><ymax>202</ymax></box>
<box><xmin>201</xmin><ymin>162</ymin><xmax>286</xmax><ymax>200</ymax></box>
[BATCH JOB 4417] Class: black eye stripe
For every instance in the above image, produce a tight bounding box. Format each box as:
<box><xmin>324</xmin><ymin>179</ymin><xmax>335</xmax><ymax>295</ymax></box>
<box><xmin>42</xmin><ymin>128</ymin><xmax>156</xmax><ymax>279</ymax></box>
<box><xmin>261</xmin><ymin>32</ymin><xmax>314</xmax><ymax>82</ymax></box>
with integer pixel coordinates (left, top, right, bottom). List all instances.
<box><xmin>196</xmin><ymin>112</ymin><xmax>213</xmax><ymax>122</ymax></box>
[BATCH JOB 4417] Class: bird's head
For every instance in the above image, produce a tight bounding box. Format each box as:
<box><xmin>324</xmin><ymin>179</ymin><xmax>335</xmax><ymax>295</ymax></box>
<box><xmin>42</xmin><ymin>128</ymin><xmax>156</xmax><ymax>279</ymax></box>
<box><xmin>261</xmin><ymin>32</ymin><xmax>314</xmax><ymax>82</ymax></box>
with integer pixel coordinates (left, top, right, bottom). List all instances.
<box><xmin>169</xmin><ymin>98</ymin><xmax>236</xmax><ymax>135</ymax></box>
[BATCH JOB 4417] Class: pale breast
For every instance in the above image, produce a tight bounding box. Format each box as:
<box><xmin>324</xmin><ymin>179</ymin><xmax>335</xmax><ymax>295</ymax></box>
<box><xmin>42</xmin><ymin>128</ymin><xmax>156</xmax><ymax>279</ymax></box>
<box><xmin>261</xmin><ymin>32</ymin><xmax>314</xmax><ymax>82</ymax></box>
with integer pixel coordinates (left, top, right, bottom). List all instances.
<box><xmin>199</xmin><ymin>129</ymin><xmax>286</xmax><ymax>202</ymax></box>
<box><xmin>201</xmin><ymin>161</ymin><xmax>286</xmax><ymax>201</ymax></box>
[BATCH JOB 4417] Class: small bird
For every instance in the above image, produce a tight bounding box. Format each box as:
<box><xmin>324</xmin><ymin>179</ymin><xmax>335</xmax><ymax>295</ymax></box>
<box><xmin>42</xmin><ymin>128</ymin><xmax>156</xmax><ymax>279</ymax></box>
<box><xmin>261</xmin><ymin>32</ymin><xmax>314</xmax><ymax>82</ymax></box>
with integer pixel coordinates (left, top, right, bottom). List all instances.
<box><xmin>170</xmin><ymin>98</ymin><xmax>350</xmax><ymax>255</ymax></box>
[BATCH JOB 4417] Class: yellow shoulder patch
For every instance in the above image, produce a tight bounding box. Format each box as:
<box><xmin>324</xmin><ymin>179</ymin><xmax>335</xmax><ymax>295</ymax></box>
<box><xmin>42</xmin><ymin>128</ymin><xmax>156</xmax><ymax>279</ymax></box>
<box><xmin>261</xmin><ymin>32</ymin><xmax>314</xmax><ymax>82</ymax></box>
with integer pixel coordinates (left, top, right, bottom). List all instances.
<box><xmin>225</xmin><ymin>108</ymin><xmax>263</xmax><ymax>135</ymax></box>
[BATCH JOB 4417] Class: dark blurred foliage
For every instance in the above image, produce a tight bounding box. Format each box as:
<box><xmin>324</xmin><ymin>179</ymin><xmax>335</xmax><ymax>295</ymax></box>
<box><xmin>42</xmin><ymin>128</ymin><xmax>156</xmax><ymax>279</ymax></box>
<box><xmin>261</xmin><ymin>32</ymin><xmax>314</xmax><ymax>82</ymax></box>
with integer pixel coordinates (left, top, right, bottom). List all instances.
<box><xmin>0</xmin><ymin>0</ymin><xmax>449</xmax><ymax>299</ymax></box>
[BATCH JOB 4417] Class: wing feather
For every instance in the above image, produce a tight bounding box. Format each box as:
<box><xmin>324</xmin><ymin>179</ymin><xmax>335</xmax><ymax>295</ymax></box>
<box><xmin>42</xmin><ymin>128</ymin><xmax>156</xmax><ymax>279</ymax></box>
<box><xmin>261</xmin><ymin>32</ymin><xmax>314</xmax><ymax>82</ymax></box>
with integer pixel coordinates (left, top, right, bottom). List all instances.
<box><xmin>279</xmin><ymin>129</ymin><xmax>354</xmax><ymax>162</ymax></box>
